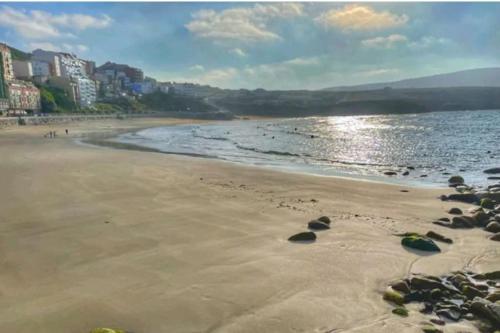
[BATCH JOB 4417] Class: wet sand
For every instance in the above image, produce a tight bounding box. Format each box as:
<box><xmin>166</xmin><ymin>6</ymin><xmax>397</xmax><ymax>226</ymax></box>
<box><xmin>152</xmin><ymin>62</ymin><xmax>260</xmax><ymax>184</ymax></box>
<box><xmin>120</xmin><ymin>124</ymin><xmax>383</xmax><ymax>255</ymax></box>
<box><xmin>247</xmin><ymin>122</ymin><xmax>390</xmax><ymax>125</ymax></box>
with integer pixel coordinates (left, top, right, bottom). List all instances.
<box><xmin>0</xmin><ymin>118</ymin><xmax>498</xmax><ymax>333</ymax></box>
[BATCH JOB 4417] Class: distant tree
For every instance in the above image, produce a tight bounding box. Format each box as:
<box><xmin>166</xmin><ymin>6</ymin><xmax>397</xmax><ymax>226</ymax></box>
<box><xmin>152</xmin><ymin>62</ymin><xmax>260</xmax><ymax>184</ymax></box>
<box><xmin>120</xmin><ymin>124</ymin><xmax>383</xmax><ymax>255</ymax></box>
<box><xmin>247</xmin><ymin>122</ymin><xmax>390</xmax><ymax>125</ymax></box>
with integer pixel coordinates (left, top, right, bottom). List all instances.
<box><xmin>39</xmin><ymin>87</ymin><xmax>57</xmax><ymax>113</ymax></box>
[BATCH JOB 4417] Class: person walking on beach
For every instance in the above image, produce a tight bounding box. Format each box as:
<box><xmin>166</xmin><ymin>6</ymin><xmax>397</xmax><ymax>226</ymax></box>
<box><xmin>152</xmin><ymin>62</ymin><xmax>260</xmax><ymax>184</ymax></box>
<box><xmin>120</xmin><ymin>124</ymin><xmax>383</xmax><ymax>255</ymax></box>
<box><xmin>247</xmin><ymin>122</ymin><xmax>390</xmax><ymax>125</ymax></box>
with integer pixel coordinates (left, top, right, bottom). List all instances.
<box><xmin>65</xmin><ymin>129</ymin><xmax>68</xmax><ymax>135</ymax></box>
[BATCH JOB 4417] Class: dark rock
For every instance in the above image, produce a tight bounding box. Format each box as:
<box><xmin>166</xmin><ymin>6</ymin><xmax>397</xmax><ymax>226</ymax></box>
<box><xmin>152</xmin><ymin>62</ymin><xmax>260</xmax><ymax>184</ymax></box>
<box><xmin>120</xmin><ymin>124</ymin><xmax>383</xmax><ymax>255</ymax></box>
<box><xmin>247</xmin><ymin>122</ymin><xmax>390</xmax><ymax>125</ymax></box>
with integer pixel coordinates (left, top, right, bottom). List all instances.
<box><xmin>438</xmin><ymin>217</ymin><xmax>450</xmax><ymax>222</ymax></box>
<box><xmin>490</xmin><ymin>233</ymin><xmax>500</xmax><ymax>241</ymax></box>
<box><xmin>317</xmin><ymin>216</ymin><xmax>331</xmax><ymax>225</ymax></box>
<box><xmin>451</xmin><ymin>216</ymin><xmax>475</xmax><ymax>229</ymax></box>
<box><xmin>391</xmin><ymin>280</ymin><xmax>411</xmax><ymax>294</ymax></box>
<box><xmin>426</xmin><ymin>231</ymin><xmax>453</xmax><ymax>244</ymax></box>
<box><xmin>405</xmin><ymin>291</ymin><xmax>426</xmax><ymax>303</ymax></box>
<box><xmin>432</xmin><ymin>220</ymin><xmax>452</xmax><ymax>228</ymax></box>
<box><xmin>470</xmin><ymin>297</ymin><xmax>500</xmax><ymax>326</ymax></box>
<box><xmin>392</xmin><ymin>306</ymin><xmax>408</xmax><ymax>317</ymax></box>
<box><xmin>488</xmin><ymin>176</ymin><xmax>500</xmax><ymax>180</ymax></box>
<box><xmin>484</xmin><ymin>167</ymin><xmax>500</xmax><ymax>174</ymax></box>
<box><xmin>485</xmin><ymin>221</ymin><xmax>500</xmax><ymax>233</ymax></box>
<box><xmin>485</xmin><ymin>292</ymin><xmax>500</xmax><ymax>302</ymax></box>
<box><xmin>402</xmin><ymin>235</ymin><xmax>441</xmax><ymax>252</ymax></box>
<box><xmin>403</xmin><ymin>171</ymin><xmax>410</xmax><ymax>176</ymax></box>
<box><xmin>462</xmin><ymin>285</ymin><xmax>487</xmax><ymax>299</ymax></box>
<box><xmin>436</xmin><ymin>308</ymin><xmax>461</xmax><ymax>321</ymax></box>
<box><xmin>307</xmin><ymin>220</ymin><xmax>330</xmax><ymax>230</ymax></box>
<box><xmin>472</xmin><ymin>211</ymin><xmax>491</xmax><ymax>227</ymax></box>
<box><xmin>495</xmin><ymin>214</ymin><xmax>500</xmax><ymax>222</ymax></box>
<box><xmin>448</xmin><ymin>175</ymin><xmax>464</xmax><ymax>184</ymax></box>
<box><xmin>483</xmin><ymin>271</ymin><xmax>500</xmax><ymax>279</ymax></box>
<box><xmin>447</xmin><ymin>207</ymin><xmax>462</xmax><ymax>215</ymax></box>
<box><xmin>384</xmin><ymin>171</ymin><xmax>397</xmax><ymax>176</ymax></box>
<box><xmin>407</xmin><ymin>166</ymin><xmax>415</xmax><ymax>170</ymax></box>
<box><xmin>288</xmin><ymin>232</ymin><xmax>316</xmax><ymax>242</ymax></box>
<box><xmin>420</xmin><ymin>302</ymin><xmax>434</xmax><ymax>314</ymax></box>
<box><xmin>410</xmin><ymin>276</ymin><xmax>444</xmax><ymax>291</ymax></box>
<box><xmin>430</xmin><ymin>288</ymin><xmax>443</xmax><ymax>300</ymax></box>
<box><xmin>421</xmin><ymin>174</ymin><xmax>428</xmax><ymax>177</ymax></box>
<box><xmin>447</xmin><ymin>193</ymin><xmax>478</xmax><ymax>204</ymax></box>
<box><xmin>439</xmin><ymin>195</ymin><xmax>448</xmax><ymax>201</ymax></box>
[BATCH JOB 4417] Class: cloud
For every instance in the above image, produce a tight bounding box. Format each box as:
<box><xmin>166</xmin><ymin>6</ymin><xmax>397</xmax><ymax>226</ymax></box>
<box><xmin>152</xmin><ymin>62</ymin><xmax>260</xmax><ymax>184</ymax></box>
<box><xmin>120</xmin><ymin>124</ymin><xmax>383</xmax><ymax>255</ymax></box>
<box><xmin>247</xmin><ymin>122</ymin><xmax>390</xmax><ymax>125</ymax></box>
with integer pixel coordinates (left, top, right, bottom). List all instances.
<box><xmin>408</xmin><ymin>36</ymin><xmax>452</xmax><ymax>49</ymax></box>
<box><xmin>361</xmin><ymin>34</ymin><xmax>408</xmax><ymax>48</ymax></box>
<box><xmin>315</xmin><ymin>4</ymin><xmax>408</xmax><ymax>31</ymax></box>
<box><xmin>28</xmin><ymin>42</ymin><xmax>89</xmax><ymax>54</ymax></box>
<box><xmin>189</xmin><ymin>64</ymin><xmax>205</xmax><ymax>71</ymax></box>
<box><xmin>229</xmin><ymin>48</ymin><xmax>247</xmax><ymax>57</ymax></box>
<box><xmin>186</xmin><ymin>3</ymin><xmax>303</xmax><ymax>43</ymax></box>
<box><xmin>0</xmin><ymin>6</ymin><xmax>112</xmax><ymax>39</ymax></box>
<box><xmin>358</xmin><ymin>68</ymin><xmax>400</xmax><ymax>77</ymax></box>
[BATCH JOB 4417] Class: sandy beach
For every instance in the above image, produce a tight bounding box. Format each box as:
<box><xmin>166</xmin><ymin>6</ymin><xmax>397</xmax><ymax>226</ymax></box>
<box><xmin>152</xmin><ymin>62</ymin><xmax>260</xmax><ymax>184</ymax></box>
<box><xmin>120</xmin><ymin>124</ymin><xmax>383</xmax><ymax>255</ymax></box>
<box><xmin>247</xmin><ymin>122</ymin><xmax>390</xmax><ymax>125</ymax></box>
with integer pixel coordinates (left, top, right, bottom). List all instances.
<box><xmin>0</xmin><ymin>118</ymin><xmax>498</xmax><ymax>333</ymax></box>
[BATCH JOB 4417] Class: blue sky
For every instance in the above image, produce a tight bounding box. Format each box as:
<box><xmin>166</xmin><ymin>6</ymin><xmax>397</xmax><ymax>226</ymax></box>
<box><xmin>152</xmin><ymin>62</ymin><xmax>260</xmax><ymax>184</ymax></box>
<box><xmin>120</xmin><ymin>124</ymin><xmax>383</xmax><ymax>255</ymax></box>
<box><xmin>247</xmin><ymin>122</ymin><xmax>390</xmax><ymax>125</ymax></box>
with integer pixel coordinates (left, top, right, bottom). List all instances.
<box><xmin>1</xmin><ymin>2</ymin><xmax>500</xmax><ymax>90</ymax></box>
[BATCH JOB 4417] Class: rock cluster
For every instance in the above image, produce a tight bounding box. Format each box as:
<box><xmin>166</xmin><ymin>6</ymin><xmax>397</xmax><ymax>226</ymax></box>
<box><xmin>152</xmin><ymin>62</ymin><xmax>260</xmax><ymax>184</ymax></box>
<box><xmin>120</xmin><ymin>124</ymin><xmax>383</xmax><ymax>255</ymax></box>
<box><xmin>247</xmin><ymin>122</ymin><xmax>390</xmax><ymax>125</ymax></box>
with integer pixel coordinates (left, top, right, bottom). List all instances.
<box><xmin>384</xmin><ymin>271</ymin><xmax>500</xmax><ymax>332</ymax></box>
<box><xmin>288</xmin><ymin>216</ymin><xmax>331</xmax><ymax>242</ymax></box>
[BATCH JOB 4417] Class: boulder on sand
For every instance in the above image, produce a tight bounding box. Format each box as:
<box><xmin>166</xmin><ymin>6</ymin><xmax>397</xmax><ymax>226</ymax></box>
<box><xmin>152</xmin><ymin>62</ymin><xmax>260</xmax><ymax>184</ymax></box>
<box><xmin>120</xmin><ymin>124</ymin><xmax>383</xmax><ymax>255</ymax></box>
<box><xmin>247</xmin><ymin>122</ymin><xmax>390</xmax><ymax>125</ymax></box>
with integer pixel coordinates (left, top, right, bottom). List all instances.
<box><xmin>317</xmin><ymin>216</ymin><xmax>331</xmax><ymax>225</ymax></box>
<box><xmin>426</xmin><ymin>231</ymin><xmax>453</xmax><ymax>244</ymax></box>
<box><xmin>447</xmin><ymin>193</ymin><xmax>478</xmax><ymax>204</ymax></box>
<box><xmin>401</xmin><ymin>235</ymin><xmax>441</xmax><ymax>252</ymax></box>
<box><xmin>448</xmin><ymin>175</ymin><xmax>464</xmax><ymax>184</ymax></box>
<box><xmin>451</xmin><ymin>216</ymin><xmax>475</xmax><ymax>228</ymax></box>
<box><xmin>490</xmin><ymin>233</ymin><xmax>500</xmax><ymax>241</ymax></box>
<box><xmin>447</xmin><ymin>207</ymin><xmax>463</xmax><ymax>215</ymax></box>
<box><xmin>288</xmin><ymin>232</ymin><xmax>316</xmax><ymax>242</ymax></box>
<box><xmin>308</xmin><ymin>220</ymin><xmax>330</xmax><ymax>230</ymax></box>
<box><xmin>485</xmin><ymin>221</ymin><xmax>500</xmax><ymax>233</ymax></box>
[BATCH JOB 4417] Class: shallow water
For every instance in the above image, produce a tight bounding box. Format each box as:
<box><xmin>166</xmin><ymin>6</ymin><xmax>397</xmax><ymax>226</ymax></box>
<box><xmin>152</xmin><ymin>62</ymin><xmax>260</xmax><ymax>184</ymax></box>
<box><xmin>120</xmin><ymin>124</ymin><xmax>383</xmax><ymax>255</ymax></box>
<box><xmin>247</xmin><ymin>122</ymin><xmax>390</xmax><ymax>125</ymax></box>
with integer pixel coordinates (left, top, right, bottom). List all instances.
<box><xmin>114</xmin><ymin>110</ymin><xmax>500</xmax><ymax>187</ymax></box>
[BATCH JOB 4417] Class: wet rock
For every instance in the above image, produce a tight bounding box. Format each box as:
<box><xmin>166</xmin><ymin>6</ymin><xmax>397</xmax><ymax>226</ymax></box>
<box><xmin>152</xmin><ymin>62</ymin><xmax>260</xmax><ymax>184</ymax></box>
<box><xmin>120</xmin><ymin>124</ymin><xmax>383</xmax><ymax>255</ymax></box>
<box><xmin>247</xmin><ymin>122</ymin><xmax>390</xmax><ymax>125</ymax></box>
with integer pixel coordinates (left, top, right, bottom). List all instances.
<box><xmin>383</xmin><ymin>289</ymin><xmax>405</xmax><ymax>305</ymax></box>
<box><xmin>307</xmin><ymin>220</ymin><xmax>330</xmax><ymax>230</ymax></box>
<box><xmin>421</xmin><ymin>174</ymin><xmax>428</xmax><ymax>178</ymax></box>
<box><xmin>486</xmin><ymin>292</ymin><xmax>500</xmax><ymax>303</ymax></box>
<box><xmin>438</xmin><ymin>217</ymin><xmax>450</xmax><ymax>222</ymax></box>
<box><xmin>463</xmin><ymin>285</ymin><xmax>487</xmax><ymax>299</ymax></box>
<box><xmin>488</xmin><ymin>176</ymin><xmax>500</xmax><ymax>180</ymax></box>
<box><xmin>489</xmin><ymin>233</ymin><xmax>500</xmax><ymax>241</ymax></box>
<box><xmin>495</xmin><ymin>214</ymin><xmax>500</xmax><ymax>222</ymax></box>
<box><xmin>484</xmin><ymin>167</ymin><xmax>500</xmax><ymax>174</ymax></box>
<box><xmin>483</xmin><ymin>271</ymin><xmax>500</xmax><ymax>279</ymax></box>
<box><xmin>436</xmin><ymin>308</ymin><xmax>461</xmax><ymax>321</ymax></box>
<box><xmin>403</xmin><ymin>171</ymin><xmax>410</xmax><ymax>176</ymax></box>
<box><xmin>480</xmin><ymin>198</ymin><xmax>496</xmax><ymax>210</ymax></box>
<box><xmin>430</xmin><ymin>288</ymin><xmax>443</xmax><ymax>300</ymax></box>
<box><xmin>384</xmin><ymin>171</ymin><xmax>397</xmax><ymax>176</ymax></box>
<box><xmin>472</xmin><ymin>211</ymin><xmax>491</xmax><ymax>227</ymax></box>
<box><xmin>420</xmin><ymin>302</ymin><xmax>434</xmax><ymax>314</ymax></box>
<box><xmin>447</xmin><ymin>207</ymin><xmax>463</xmax><ymax>215</ymax></box>
<box><xmin>432</xmin><ymin>220</ymin><xmax>452</xmax><ymax>228</ymax></box>
<box><xmin>470</xmin><ymin>297</ymin><xmax>500</xmax><ymax>326</ymax></box>
<box><xmin>317</xmin><ymin>216</ymin><xmax>331</xmax><ymax>225</ymax></box>
<box><xmin>288</xmin><ymin>232</ymin><xmax>316</xmax><ymax>242</ymax></box>
<box><xmin>426</xmin><ymin>231</ymin><xmax>453</xmax><ymax>244</ymax></box>
<box><xmin>392</xmin><ymin>306</ymin><xmax>409</xmax><ymax>317</ymax></box>
<box><xmin>402</xmin><ymin>235</ymin><xmax>441</xmax><ymax>252</ymax></box>
<box><xmin>447</xmin><ymin>193</ymin><xmax>478</xmax><ymax>204</ymax></box>
<box><xmin>485</xmin><ymin>221</ymin><xmax>500</xmax><ymax>233</ymax></box>
<box><xmin>451</xmin><ymin>216</ymin><xmax>475</xmax><ymax>229</ymax></box>
<box><xmin>448</xmin><ymin>175</ymin><xmax>464</xmax><ymax>185</ymax></box>
<box><xmin>410</xmin><ymin>276</ymin><xmax>445</xmax><ymax>291</ymax></box>
<box><xmin>391</xmin><ymin>280</ymin><xmax>411</xmax><ymax>294</ymax></box>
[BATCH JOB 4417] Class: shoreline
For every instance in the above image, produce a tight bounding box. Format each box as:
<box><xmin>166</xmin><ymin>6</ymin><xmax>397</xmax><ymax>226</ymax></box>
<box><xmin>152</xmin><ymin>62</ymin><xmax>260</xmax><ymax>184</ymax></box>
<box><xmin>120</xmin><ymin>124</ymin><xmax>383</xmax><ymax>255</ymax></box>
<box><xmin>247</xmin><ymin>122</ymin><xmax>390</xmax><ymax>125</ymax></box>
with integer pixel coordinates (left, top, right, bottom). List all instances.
<box><xmin>0</xmin><ymin>117</ymin><xmax>498</xmax><ymax>333</ymax></box>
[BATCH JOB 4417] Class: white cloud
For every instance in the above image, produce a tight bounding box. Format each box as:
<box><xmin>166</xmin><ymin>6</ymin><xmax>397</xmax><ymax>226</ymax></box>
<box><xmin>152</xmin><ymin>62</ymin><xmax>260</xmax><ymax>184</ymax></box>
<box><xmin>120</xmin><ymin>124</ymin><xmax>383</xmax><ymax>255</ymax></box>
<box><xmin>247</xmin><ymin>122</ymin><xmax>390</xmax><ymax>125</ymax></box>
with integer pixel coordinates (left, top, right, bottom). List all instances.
<box><xmin>315</xmin><ymin>4</ymin><xmax>408</xmax><ymax>31</ymax></box>
<box><xmin>186</xmin><ymin>3</ymin><xmax>303</xmax><ymax>43</ymax></box>
<box><xmin>229</xmin><ymin>48</ymin><xmax>247</xmax><ymax>57</ymax></box>
<box><xmin>189</xmin><ymin>64</ymin><xmax>205</xmax><ymax>71</ymax></box>
<box><xmin>359</xmin><ymin>68</ymin><xmax>400</xmax><ymax>77</ymax></box>
<box><xmin>28</xmin><ymin>42</ymin><xmax>89</xmax><ymax>54</ymax></box>
<box><xmin>408</xmin><ymin>36</ymin><xmax>452</xmax><ymax>49</ymax></box>
<box><xmin>0</xmin><ymin>6</ymin><xmax>112</xmax><ymax>39</ymax></box>
<box><xmin>361</xmin><ymin>34</ymin><xmax>408</xmax><ymax>48</ymax></box>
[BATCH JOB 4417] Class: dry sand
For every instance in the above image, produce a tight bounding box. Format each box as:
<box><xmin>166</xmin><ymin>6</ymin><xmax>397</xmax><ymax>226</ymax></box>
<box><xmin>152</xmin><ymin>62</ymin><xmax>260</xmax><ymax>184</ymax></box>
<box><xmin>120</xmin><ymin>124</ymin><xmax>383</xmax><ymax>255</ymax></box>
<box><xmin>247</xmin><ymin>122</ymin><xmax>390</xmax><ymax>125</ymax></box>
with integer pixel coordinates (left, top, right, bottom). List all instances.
<box><xmin>0</xmin><ymin>118</ymin><xmax>498</xmax><ymax>333</ymax></box>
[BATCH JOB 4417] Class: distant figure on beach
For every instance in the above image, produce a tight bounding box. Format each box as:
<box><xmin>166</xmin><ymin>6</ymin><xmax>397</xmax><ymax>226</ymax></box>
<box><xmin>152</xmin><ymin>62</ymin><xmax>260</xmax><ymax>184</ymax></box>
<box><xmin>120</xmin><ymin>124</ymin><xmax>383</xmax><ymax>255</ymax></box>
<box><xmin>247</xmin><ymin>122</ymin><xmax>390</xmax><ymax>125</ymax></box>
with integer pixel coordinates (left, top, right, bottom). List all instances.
<box><xmin>65</xmin><ymin>129</ymin><xmax>68</xmax><ymax>135</ymax></box>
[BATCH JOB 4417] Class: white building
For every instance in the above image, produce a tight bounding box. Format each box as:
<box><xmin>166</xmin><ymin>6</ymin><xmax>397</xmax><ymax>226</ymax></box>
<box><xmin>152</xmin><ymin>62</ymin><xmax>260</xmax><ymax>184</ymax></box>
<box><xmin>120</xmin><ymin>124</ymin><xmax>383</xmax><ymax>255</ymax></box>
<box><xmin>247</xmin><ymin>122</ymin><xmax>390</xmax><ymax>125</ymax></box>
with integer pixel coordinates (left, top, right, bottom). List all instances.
<box><xmin>75</xmin><ymin>77</ymin><xmax>97</xmax><ymax>107</ymax></box>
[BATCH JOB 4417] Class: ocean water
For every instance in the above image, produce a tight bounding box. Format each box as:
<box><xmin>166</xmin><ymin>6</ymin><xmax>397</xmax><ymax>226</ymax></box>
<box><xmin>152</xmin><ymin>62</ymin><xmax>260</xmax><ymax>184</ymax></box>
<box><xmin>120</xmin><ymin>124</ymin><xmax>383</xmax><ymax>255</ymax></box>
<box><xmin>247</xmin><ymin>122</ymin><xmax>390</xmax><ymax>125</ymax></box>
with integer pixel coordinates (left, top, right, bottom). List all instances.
<box><xmin>114</xmin><ymin>110</ymin><xmax>500</xmax><ymax>187</ymax></box>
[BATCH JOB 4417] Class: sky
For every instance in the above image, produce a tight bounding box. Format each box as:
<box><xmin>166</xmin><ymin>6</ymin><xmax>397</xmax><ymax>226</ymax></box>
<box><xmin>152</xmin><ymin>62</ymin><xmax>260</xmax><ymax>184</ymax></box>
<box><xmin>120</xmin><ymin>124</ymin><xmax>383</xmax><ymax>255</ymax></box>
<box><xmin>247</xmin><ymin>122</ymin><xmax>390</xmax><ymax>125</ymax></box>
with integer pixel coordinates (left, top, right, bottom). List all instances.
<box><xmin>1</xmin><ymin>2</ymin><xmax>500</xmax><ymax>90</ymax></box>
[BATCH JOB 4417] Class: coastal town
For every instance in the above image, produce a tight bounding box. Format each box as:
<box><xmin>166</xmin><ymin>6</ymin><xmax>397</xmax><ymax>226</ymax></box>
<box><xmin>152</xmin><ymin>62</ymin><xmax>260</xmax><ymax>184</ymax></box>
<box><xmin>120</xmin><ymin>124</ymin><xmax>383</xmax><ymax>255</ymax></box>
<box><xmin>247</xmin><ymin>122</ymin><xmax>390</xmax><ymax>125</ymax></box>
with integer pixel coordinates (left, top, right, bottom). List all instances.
<box><xmin>0</xmin><ymin>42</ymin><xmax>209</xmax><ymax>116</ymax></box>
